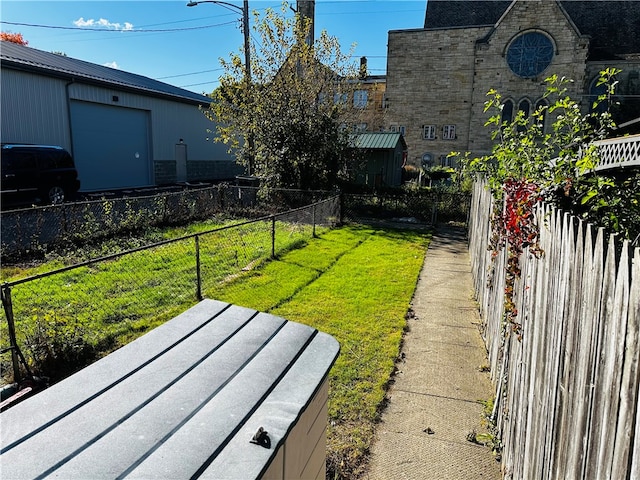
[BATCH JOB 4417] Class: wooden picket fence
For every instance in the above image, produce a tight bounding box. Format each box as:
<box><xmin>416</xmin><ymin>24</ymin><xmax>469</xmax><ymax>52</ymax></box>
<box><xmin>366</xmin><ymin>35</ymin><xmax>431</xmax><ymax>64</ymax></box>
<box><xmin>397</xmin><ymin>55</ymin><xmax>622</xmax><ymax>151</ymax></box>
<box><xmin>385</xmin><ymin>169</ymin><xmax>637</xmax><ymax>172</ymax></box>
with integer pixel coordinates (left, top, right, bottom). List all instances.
<box><xmin>468</xmin><ymin>179</ymin><xmax>640</xmax><ymax>480</ymax></box>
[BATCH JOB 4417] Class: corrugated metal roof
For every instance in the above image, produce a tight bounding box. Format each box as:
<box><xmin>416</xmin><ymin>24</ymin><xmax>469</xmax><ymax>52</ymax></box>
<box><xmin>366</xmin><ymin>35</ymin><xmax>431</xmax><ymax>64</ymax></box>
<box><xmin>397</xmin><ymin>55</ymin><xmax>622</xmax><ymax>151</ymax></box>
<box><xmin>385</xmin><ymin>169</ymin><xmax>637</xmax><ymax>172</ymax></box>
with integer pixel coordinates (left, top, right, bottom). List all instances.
<box><xmin>351</xmin><ymin>132</ymin><xmax>405</xmax><ymax>150</ymax></box>
<box><xmin>0</xmin><ymin>41</ymin><xmax>212</xmax><ymax>105</ymax></box>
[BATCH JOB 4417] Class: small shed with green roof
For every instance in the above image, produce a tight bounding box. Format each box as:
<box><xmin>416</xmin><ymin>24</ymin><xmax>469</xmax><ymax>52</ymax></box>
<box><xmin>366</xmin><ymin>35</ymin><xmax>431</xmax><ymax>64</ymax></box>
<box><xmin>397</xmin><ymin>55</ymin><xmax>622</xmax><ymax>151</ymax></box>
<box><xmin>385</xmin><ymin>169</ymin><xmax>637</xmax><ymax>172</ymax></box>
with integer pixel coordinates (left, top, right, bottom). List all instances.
<box><xmin>350</xmin><ymin>132</ymin><xmax>406</xmax><ymax>188</ymax></box>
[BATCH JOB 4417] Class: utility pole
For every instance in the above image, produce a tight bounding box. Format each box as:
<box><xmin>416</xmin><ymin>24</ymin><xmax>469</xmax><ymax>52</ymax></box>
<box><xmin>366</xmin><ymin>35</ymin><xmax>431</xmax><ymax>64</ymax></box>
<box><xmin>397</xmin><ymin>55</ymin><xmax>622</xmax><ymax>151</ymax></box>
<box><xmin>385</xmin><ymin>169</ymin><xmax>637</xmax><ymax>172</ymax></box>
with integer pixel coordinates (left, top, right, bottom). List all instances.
<box><xmin>187</xmin><ymin>0</ymin><xmax>254</xmax><ymax>175</ymax></box>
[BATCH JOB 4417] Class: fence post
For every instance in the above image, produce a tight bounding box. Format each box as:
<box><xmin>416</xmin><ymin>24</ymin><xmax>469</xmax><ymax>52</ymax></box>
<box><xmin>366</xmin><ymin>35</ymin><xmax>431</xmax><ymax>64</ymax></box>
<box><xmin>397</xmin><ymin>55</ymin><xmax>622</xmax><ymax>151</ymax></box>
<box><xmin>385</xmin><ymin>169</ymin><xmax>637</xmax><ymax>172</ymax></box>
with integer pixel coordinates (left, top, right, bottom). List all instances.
<box><xmin>195</xmin><ymin>235</ymin><xmax>203</xmax><ymax>301</ymax></box>
<box><xmin>312</xmin><ymin>204</ymin><xmax>317</xmax><ymax>238</ymax></box>
<box><xmin>2</xmin><ymin>283</ymin><xmax>23</xmax><ymax>383</ymax></box>
<box><xmin>271</xmin><ymin>215</ymin><xmax>276</xmax><ymax>259</ymax></box>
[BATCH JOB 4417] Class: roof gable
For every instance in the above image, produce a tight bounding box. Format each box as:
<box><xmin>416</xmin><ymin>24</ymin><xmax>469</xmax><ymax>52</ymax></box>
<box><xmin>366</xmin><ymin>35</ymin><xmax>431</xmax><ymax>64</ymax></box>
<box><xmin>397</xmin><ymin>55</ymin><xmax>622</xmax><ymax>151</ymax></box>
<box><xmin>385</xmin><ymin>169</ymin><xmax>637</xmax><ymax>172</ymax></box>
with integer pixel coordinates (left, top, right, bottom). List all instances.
<box><xmin>0</xmin><ymin>41</ymin><xmax>212</xmax><ymax>104</ymax></box>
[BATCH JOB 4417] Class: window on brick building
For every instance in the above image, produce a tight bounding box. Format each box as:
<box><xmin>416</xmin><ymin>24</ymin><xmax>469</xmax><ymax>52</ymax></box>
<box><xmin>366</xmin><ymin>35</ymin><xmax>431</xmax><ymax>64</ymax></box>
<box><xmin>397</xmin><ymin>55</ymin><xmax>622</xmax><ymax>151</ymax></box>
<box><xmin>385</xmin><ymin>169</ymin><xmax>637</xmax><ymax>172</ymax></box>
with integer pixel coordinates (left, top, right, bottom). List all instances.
<box><xmin>442</xmin><ymin>124</ymin><xmax>456</xmax><ymax>140</ymax></box>
<box><xmin>390</xmin><ymin>125</ymin><xmax>406</xmax><ymax>136</ymax></box>
<box><xmin>422</xmin><ymin>124</ymin><xmax>436</xmax><ymax>140</ymax></box>
<box><xmin>517</xmin><ymin>99</ymin><xmax>531</xmax><ymax>132</ymax></box>
<box><xmin>334</xmin><ymin>93</ymin><xmax>348</xmax><ymax>105</ymax></box>
<box><xmin>440</xmin><ymin>155</ymin><xmax>453</xmax><ymax>167</ymax></box>
<box><xmin>535</xmin><ymin>99</ymin><xmax>548</xmax><ymax>131</ymax></box>
<box><xmin>501</xmin><ymin>100</ymin><xmax>514</xmax><ymax>125</ymax></box>
<box><xmin>353</xmin><ymin>90</ymin><xmax>368</xmax><ymax>108</ymax></box>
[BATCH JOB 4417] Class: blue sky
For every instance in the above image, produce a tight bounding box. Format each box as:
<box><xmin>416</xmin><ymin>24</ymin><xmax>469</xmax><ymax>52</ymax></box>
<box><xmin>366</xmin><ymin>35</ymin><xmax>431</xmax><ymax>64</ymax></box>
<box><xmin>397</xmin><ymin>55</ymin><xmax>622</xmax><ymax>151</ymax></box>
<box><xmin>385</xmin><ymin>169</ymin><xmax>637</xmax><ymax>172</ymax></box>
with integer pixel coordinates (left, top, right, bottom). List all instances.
<box><xmin>1</xmin><ymin>1</ymin><xmax>426</xmax><ymax>93</ymax></box>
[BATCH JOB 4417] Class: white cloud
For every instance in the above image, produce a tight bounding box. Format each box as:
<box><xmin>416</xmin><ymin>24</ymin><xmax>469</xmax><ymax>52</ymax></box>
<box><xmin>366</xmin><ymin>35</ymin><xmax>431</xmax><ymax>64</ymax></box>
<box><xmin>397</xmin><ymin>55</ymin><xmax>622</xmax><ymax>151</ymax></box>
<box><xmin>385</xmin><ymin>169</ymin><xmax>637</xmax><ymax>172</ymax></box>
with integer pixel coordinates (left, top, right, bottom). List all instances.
<box><xmin>73</xmin><ymin>17</ymin><xmax>134</xmax><ymax>31</ymax></box>
<box><xmin>103</xmin><ymin>61</ymin><xmax>119</xmax><ymax>69</ymax></box>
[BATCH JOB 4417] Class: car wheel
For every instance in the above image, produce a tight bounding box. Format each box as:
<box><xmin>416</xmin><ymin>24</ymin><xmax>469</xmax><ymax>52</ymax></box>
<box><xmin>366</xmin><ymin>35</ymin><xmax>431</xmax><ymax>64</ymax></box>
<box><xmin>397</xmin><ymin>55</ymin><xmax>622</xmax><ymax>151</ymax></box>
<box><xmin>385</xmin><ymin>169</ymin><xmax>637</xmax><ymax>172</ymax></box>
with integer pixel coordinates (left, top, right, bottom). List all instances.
<box><xmin>47</xmin><ymin>185</ymin><xmax>66</xmax><ymax>205</ymax></box>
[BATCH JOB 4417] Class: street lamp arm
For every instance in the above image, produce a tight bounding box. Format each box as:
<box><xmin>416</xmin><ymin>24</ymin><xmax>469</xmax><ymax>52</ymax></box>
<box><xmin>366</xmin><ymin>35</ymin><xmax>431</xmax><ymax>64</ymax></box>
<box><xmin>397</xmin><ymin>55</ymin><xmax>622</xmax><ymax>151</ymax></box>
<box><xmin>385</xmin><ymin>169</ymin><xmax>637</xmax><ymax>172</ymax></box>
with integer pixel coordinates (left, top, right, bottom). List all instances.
<box><xmin>186</xmin><ymin>0</ymin><xmax>244</xmax><ymax>14</ymax></box>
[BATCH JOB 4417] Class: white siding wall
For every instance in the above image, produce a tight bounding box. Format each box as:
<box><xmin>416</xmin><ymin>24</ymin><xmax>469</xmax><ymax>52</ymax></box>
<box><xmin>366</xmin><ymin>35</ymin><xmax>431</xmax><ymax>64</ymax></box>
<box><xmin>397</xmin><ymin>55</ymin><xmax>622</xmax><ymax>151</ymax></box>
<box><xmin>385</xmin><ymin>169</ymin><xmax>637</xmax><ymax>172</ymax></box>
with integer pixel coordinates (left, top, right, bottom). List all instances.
<box><xmin>1</xmin><ymin>69</ymin><xmax>71</xmax><ymax>148</ymax></box>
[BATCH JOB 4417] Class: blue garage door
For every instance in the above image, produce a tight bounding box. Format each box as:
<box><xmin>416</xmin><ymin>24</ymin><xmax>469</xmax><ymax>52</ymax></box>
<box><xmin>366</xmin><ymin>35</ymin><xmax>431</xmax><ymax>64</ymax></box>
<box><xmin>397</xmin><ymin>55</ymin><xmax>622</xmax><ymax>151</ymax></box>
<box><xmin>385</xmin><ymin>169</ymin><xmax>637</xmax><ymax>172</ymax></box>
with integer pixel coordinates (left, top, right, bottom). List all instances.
<box><xmin>71</xmin><ymin>101</ymin><xmax>151</xmax><ymax>191</ymax></box>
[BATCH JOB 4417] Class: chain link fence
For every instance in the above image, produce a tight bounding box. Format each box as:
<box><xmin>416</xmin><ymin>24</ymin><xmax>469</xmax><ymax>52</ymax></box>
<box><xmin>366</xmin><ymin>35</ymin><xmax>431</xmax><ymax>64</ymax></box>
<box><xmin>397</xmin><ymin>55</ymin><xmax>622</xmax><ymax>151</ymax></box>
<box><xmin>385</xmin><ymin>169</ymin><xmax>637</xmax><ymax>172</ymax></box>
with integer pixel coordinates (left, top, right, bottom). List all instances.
<box><xmin>1</xmin><ymin>197</ymin><xmax>340</xmax><ymax>387</ymax></box>
<box><xmin>341</xmin><ymin>190</ymin><xmax>471</xmax><ymax>226</ymax></box>
<box><xmin>0</xmin><ymin>188</ymin><xmax>467</xmax><ymax>391</ymax></box>
<box><xmin>0</xmin><ymin>185</ymin><xmax>331</xmax><ymax>261</ymax></box>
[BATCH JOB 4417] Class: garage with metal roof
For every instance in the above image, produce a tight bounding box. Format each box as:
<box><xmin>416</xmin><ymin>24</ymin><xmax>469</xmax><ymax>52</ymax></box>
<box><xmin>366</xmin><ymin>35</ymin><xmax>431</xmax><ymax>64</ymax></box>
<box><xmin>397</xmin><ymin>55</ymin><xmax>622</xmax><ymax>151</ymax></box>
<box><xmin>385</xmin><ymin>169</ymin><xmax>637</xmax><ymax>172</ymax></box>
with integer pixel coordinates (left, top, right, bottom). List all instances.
<box><xmin>1</xmin><ymin>41</ymin><xmax>240</xmax><ymax>192</ymax></box>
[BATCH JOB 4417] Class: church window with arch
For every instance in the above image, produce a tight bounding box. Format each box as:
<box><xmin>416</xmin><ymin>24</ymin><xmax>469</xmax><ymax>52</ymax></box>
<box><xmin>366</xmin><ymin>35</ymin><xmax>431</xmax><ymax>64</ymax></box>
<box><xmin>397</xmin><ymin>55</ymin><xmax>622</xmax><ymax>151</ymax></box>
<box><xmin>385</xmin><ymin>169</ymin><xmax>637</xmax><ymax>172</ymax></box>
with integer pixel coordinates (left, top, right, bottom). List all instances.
<box><xmin>501</xmin><ymin>99</ymin><xmax>514</xmax><ymax>125</ymax></box>
<box><xmin>535</xmin><ymin>98</ymin><xmax>549</xmax><ymax>132</ymax></box>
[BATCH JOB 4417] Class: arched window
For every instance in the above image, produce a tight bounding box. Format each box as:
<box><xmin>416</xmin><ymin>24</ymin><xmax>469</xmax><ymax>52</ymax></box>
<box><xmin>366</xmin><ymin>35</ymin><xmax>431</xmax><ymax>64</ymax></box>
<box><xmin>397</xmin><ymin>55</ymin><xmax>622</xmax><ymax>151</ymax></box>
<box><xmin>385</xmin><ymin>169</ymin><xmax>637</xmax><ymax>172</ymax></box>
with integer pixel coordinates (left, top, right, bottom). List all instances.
<box><xmin>516</xmin><ymin>98</ymin><xmax>531</xmax><ymax>132</ymax></box>
<box><xmin>518</xmin><ymin>98</ymin><xmax>531</xmax><ymax>120</ymax></box>
<box><xmin>535</xmin><ymin>99</ymin><xmax>548</xmax><ymax>132</ymax></box>
<box><xmin>501</xmin><ymin>100</ymin><xmax>514</xmax><ymax>125</ymax></box>
<box><xmin>589</xmin><ymin>76</ymin><xmax>609</xmax><ymax>114</ymax></box>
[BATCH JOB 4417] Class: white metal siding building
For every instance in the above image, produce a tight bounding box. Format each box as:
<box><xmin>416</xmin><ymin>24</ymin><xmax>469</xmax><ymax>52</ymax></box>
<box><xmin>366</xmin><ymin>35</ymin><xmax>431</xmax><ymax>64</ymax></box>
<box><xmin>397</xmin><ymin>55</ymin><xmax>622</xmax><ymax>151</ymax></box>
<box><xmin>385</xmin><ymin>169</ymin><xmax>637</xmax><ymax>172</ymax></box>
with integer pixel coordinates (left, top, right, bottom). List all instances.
<box><xmin>1</xmin><ymin>41</ymin><xmax>240</xmax><ymax>192</ymax></box>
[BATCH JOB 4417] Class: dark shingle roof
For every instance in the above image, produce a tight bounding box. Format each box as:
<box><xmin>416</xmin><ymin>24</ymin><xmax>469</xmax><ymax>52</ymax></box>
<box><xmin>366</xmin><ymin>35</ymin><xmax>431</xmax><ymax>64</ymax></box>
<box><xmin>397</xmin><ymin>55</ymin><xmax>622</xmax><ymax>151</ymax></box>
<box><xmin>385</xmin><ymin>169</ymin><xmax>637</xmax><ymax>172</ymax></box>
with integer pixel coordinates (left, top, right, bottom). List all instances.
<box><xmin>424</xmin><ymin>1</ymin><xmax>640</xmax><ymax>60</ymax></box>
<box><xmin>424</xmin><ymin>1</ymin><xmax>511</xmax><ymax>28</ymax></box>
<box><xmin>0</xmin><ymin>41</ymin><xmax>212</xmax><ymax>104</ymax></box>
<box><xmin>561</xmin><ymin>1</ymin><xmax>640</xmax><ymax>59</ymax></box>
<box><xmin>350</xmin><ymin>132</ymin><xmax>406</xmax><ymax>150</ymax></box>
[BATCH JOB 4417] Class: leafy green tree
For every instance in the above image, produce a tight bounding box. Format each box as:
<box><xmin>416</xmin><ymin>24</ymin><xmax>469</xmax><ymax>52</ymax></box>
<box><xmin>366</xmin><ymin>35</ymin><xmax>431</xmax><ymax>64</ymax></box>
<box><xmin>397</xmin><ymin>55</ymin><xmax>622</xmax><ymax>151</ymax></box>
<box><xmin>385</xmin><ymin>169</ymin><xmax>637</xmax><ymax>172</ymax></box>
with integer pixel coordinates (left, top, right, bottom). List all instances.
<box><xmin>206</xmin><ymin>2</ymin><xmax>364</xmax><ymax>195</ymax></box>
<box><xmin>461</xmin><ymin>69</ymin><xmax>638</xmax><ymax>242</ymax></box>
<box><xmin>459</xmin><ymin>69</ymin><xmax>639</xmax><ymax>334</ymax></box>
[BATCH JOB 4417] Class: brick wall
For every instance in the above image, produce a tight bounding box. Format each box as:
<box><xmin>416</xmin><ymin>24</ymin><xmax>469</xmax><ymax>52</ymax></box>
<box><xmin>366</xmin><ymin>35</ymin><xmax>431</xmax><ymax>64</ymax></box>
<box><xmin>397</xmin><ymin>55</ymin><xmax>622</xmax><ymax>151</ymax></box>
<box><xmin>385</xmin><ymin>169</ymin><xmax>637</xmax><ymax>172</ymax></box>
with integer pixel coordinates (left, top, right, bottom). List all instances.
<box><xmin>154</xmin><ymin>161</ymin><xmax>177</xmax><ymax>185</ymax></box>
<box><xmin>387</xmin><ymin>27</ymin><xmax>489</xmax><ymax>167</ymax></box>
<box><xmin>154</xmin><ymin>160</ymin><xmax>243</xmax><ymax>185</ymax></box>
<box><xmin>186</xmin><ymin>160</ymin><xmax>243</xmax><ymax>182</ymax></box>
<box><xmin>386</xmin><ymin>1</ymin><xmax>594</xmax><ymax>167</ymax></box>
<box><xmin>468</xmin><ymin>0</ymin><xmax>588</xmax><ymax>154</ymax></box>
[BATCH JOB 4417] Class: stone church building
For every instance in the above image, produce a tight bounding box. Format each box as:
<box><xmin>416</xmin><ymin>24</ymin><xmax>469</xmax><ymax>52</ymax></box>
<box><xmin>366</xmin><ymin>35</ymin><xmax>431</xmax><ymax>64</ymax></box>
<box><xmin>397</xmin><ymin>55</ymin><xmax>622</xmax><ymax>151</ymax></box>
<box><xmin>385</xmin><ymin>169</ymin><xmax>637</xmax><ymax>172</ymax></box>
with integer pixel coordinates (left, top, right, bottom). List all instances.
<box><xmin>385</xmin><ymin>0</ymin><xmax>640</xmax><ymax>169</ymax></box>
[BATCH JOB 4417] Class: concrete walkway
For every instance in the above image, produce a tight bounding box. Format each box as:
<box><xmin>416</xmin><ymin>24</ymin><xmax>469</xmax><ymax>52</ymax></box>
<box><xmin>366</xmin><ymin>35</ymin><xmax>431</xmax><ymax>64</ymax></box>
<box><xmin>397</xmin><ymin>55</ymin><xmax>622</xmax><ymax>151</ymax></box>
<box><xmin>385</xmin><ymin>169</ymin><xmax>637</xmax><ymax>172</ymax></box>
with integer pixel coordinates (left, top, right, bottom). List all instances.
<box><xmin>365</xmin><ymin>227</ymin><xmax>501</xmax><ymax>479</ymax></box>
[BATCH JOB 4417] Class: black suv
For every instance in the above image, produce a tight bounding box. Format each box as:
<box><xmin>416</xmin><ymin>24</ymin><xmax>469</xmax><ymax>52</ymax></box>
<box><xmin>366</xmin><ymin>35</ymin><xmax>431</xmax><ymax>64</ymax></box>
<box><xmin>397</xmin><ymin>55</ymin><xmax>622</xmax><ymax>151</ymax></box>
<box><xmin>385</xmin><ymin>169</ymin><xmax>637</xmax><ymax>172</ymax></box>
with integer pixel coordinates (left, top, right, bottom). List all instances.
<box><xmin>1</xmin><ymin>144</ymin><xmax>81</xmax><ymax>207</ymax></box>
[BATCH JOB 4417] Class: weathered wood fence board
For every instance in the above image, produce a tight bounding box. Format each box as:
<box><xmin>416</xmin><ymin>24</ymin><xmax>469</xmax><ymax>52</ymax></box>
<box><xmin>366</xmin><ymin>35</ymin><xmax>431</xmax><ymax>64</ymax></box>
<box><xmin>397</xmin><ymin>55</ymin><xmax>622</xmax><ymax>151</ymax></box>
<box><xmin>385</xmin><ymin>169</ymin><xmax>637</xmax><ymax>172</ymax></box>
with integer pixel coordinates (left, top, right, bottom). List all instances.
<box><xmin>468</xmin><ymin>180</ymin><xmax>640</xmax><ymax>480</ymax></box>
<box><xmin>616</xmin><ymin>248</ymin><xmax>640</xmax><ymax>478</ymax></box>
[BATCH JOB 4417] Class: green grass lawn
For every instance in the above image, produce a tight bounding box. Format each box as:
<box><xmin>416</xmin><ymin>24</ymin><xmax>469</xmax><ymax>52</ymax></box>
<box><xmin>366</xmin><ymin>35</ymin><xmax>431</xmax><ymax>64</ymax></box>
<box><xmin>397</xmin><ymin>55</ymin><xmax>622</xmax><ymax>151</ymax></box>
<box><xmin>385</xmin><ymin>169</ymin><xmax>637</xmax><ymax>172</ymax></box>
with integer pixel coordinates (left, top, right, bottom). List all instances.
<box><xmin>213</xmin><ymin>225</ymin><xmax>431</xmax><ymax>478</ymax></box>
<box><xmin>1</xmin><ymin>223</ymin><xmax>430</xmax><ymax>479</ymax></box>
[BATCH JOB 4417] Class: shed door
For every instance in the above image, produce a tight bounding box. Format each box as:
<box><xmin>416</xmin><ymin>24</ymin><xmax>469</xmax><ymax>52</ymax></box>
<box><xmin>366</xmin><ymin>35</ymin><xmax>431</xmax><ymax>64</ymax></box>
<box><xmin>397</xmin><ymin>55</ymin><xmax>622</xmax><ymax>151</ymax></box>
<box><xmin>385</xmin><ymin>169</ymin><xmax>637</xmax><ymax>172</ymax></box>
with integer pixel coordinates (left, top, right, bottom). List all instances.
<box><xmin>71</xmin><ymin>101</ymin><xmax>151</xmax><ymax>191</ymax></box>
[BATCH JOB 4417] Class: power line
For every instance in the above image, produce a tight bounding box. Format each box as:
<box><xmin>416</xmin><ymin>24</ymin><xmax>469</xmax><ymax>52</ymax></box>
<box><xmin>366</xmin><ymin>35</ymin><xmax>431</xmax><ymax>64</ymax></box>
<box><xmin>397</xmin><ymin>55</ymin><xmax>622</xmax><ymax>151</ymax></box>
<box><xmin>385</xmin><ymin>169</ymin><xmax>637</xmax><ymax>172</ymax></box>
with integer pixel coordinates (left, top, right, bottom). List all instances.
<box><xmin>158</xmin><ymin>68</ymin><xmax>224</xmax><ymax>79</ymax></box>
<box><xmin>0</xmin><ymin>20</ymin><xmax>238</xmax><ymax>33</ymax></box>
<box><xmin>180</xmin><ymin>80</ymin><xmax>220</xmax><ymax>88</ymax></box>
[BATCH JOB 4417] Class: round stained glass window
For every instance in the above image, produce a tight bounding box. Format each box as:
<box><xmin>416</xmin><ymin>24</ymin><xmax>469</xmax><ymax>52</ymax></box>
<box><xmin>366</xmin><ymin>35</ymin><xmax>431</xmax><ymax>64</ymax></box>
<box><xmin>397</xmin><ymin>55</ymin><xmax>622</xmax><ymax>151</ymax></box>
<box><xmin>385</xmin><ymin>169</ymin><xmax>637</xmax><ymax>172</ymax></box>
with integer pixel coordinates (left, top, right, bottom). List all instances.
<box><xmin>506</xmin><ymin>32</ymin><xmax>554</xmax><ymax>78</ymax></box>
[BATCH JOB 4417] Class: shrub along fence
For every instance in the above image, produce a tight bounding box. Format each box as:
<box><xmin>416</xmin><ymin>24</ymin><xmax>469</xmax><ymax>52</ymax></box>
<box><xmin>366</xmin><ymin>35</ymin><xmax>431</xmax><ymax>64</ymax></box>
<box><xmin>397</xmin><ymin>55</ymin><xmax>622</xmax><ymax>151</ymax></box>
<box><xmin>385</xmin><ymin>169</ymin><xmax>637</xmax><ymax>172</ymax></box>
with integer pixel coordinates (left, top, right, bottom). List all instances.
<box><xmin>0</xmin><ymin>185</ymin><xmax>329</xmax><ymax>260</ymax></box>
<box><xmin>341</xmin><ymin>190</ymin><xmax>471</xmax><ymax>226</ymax></box>
<box><xmin>468</xmin><ymin>180</ymin><xmax>640</xmax><ymax>479</ymax></box>
<box><xmin>0</xmin><ymin>196</ymin><xmax>340</xmax><ymax>385</ymax></box>
<box><xmin>1</xmin><ymin>187</ymin><xmax>470</xmax><ymax>261</ymax></box>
